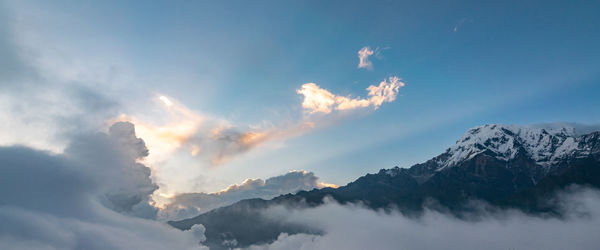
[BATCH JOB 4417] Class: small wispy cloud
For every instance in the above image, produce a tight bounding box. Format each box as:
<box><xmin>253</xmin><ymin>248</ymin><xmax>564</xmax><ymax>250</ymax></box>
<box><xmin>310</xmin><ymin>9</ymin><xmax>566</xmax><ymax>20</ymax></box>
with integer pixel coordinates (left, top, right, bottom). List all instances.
<box><xmin>357</xmin><ymin>46</ymin><xmax>375</xmax><ymax>69</ymax></box>
<box><xmin>298</xmin><ymin>76</ymin><xmax>405</xmax><ymax>114</ymax></box>
<box><xmin>453</xmin><ymin>18</ymin><xmax>473</xmax><ymax>32</ymax></box>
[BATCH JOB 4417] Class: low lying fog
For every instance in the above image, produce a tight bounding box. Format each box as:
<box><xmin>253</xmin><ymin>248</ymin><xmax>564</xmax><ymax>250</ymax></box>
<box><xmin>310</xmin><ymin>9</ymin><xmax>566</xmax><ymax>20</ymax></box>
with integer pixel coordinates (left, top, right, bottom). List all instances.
<box><xmin>242</xmin><ymin>187</ymin><xmax>600</xmax><ymax>250</ymax></box>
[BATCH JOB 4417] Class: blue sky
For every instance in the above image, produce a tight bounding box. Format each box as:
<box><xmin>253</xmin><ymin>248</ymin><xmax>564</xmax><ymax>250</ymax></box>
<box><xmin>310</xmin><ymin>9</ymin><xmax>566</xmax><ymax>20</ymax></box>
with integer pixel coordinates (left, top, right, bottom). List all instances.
<box><xmin>1</xmin><ymin>0</ymin><xmax>600</xmax><ymax>194</ymax></box>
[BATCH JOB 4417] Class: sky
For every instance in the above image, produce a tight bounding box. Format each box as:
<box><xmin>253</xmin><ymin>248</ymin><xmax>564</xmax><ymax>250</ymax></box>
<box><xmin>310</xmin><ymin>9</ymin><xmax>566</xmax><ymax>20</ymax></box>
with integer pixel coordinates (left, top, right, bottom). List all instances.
<box><xmin>1</xmin><ymin>0</ymin><xmax>600</xmax><ymax>200</ymax></box>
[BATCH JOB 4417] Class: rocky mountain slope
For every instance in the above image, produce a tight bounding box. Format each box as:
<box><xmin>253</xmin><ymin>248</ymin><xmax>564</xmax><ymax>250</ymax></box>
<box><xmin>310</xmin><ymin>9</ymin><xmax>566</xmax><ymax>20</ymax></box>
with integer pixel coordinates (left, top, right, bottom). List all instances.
<box><xmin>169</xmin><ymin>123</ymin><xmax>600</xmax><ymax>249</ymax></box>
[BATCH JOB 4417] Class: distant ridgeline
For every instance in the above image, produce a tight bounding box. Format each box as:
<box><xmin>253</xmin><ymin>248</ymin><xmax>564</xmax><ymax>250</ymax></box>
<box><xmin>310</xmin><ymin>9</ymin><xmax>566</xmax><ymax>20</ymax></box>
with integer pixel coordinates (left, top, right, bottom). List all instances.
<box><xmin>169</xmin><ymin>124</ymin><xmax>600</xmax><ymax>249</ymax></box>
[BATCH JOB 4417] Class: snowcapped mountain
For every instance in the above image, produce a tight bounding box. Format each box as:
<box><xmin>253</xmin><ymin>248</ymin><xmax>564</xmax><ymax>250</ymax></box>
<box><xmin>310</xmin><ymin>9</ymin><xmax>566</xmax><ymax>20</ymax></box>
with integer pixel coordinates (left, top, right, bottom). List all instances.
<box><xmin>383</xmin><ymin>123</ymin><xmax>600</xmax><ymax>185</ymax></box>
<box><xmin>171</xmin><ymin>123</ymin><xmax>600</xmax><ymax>249</ymax></box>
<box><xmin>439</xmin><ymin>124</ymin><xmax>600</xmax><ymax>169</ymax></box>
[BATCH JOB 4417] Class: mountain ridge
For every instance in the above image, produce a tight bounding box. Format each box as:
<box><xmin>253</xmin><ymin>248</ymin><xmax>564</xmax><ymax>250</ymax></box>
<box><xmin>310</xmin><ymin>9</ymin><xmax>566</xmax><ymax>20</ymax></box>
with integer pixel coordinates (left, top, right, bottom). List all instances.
<box><xmin>439</xmin><ymin>123</ymin><xmax>600</xmax><ymax>169</ymax></box>
<box><xmin>169</xmin><ymin>123</ymin><xmax>600</xmax><ymax>249</ymax></box>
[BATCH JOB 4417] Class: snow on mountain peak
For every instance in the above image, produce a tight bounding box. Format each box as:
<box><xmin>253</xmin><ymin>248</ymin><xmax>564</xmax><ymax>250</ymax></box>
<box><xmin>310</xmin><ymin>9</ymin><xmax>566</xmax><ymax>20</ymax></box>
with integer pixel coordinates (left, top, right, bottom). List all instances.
<box><xmin>438</xmin><ymin>123</ymin><xmax>600</xmax><ymax>169</ymax></box>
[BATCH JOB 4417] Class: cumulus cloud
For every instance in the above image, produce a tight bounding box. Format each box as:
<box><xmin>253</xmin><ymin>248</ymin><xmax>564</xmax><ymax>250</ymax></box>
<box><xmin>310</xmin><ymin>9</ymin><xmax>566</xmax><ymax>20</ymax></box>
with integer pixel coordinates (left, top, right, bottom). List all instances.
<box><xmin>241</xmin><ymin>188</ymin><xmax>600</xmax><ymax>250</ymax></box>
<box><xmin>188</xmin><ymin>224</ymin><xmax>207</xmax><ymax>243</ymax></box>
<box><xmin>0</xmin><ymin>122</ymin><xmax>208</xmax><ymax>249</ymax></box>
<box><xmin>357</xmin><ymin>46</ymin><xmax>374</xmax><ymax>69</ymax></box>
<box><xmin>65</xmin><ymin>122</ymin><xmax>158</xmax><ymax>219</ymax></box>
<box><xmin>297</xmin><ymin>76</ymin><xmax>405</xmax><ymax>114</ymax></box>
<box><xmin>296</xmin><ymin>83</ymin><xmax>336</xmax><ymax>114</ymax></box>
<box><xmin>365</xmin><ymin>76</ymin><xmax>404</xmax><ymax>106</ymax></box>
<box><xmin>159</xmin><ymin>170</ymin><xmax>337</xmax><ymax>221</ymax></box>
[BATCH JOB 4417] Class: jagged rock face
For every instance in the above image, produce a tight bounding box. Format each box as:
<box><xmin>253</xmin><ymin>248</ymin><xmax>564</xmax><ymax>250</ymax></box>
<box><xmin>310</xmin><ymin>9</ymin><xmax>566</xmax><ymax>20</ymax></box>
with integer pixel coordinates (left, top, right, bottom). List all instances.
<box><xmin>439</xmin><ymin>124</ymin><xmax>599</xmax><ymax>170</ymax></box>
<box><xmin>401</xmin><ymin>125</ymin><xmax>600</xmax><ymax>184</ymax></box>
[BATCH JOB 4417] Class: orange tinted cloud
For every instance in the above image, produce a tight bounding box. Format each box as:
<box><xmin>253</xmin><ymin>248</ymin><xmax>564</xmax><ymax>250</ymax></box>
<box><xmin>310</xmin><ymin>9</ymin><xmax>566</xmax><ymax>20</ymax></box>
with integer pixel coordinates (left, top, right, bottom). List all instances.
<box><xmin>114</xmin><ymin>95</ymin><xmax>309</xmax><ymax>168</ymax></box>
<box><xmin>296</xmin><ymin>83</ymin><xmax>336</xmax><ymax>114</ymax></box>
<box><xmin>366</xmin><ymin>76</ymin><xmax>405</xmax><ymax>107</ymax></box>
<box><xmin>297</xmin><ymin>76</ymin><xmax>405</xmax><ymax>114</ymax></box>
<box><xmin>115</xmin><ymin>76</ymin><xmax>404</xmax><ymax>168</ymax></box>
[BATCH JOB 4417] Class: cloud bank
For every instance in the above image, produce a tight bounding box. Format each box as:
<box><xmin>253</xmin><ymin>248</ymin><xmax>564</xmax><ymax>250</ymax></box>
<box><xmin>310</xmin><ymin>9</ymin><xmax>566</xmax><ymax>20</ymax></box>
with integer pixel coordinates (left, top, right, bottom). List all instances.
<box><xmin>297</xmin><ymin>76</ymin><xmax>405</xmax><ymax>114</ymax></box>
<box><xmin>241</xmin><ymin>187</ymin><xmax>600</xmax><ymax>250</ymax></box>
<box><xmin>159</xmin><ymin>170</ymin><xmax>337</xmax><ymax>221</ymax></box>
<box><xmin>0</xmin><ymin>122</ymin><xmax>207</xmax><ymax>249</ymax></box>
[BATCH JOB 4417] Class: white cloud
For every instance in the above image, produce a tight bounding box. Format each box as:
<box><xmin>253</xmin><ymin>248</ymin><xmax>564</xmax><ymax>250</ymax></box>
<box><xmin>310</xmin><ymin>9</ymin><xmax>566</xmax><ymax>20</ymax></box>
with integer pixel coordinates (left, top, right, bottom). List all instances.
<box><xmin>187</xmin><ymin>224</ymin><xmax>207</xmax><ymax>243</ymax></box>
<box><xmin>335</xmin><ymin>96</ymin><xmax>371</xmax><ymax>110</ymax></box>
<box><xmin>0</xmin><ymin>204</ymin><xmax>208</xmax><ymax>250</ymax></box>
<box><xmin>158</xmin><ymin>170</ymin><xmax>336</xmax><ymax>221</ymax></box>
<box><xmin>365</xmin><ymin>76</ymin><xmax>404</xmax><ymax>107</ymax></box>
<box><xmin>0</xmin><ymin>122</ymin><xmax>208</xmax><ymax>249</ymax></box>
<box><xmin>115</xmin><ymin>78</ymin><xmax>402</xmax><ymax>203</ymax></box>
<box><xmin>241</xmin><ymin>188</ymin><xmax>600</xmax><ymax>250</ymax></box>
<box><xmin>113</xmin><ymin>96</ymin><xmax>318</xmax><ymax>202</ymax></box>
<box><xmin>297</xmin><ymin>76</ymin><xmax>405</xmax><ymax>114</ymax></box>
<box><xmin>296</xmin><ymin>83</ymin><xmax>336</xmax><ymax>114</ymax></box>
<box><xmin>357</xmin><ymin>46</ymin><xmax>375</xmax><ymax>69</ymax></box>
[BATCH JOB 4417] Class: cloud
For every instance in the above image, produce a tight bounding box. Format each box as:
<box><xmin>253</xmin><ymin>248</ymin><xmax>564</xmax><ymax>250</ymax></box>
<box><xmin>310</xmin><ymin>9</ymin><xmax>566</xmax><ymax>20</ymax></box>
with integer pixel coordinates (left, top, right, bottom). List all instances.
<box><xmin>365</xmin><ymin>76</ymin><xmax>404</xmax><ymax>106</ymax></box>
<box><xmin>357</xmin><ymin>46</ymin><xmax>374</xmax><ymax>69</ymax></box>
<box><xmin>1</xmin><ymin>1</ymin><xmax>404</xmax><ymax>227</ymax></box>
<box><xmin>158</xmin><ymin>170</ymin><xmax>337</xmax><ymax>221</ymax></box>
<box><xmin>453</xmin><ymin>18</ymin><xmax>473</xmax><ymax>32</ymax></box>
<box><xmin>0</xmin><ymin>122</ymin><xmax>208</xmax><ymax>249</ymax></box>
<box><xmin>241</xmin><ymin>187</ymin><xmax>600</xmax><ymax>250</ymax></box>
<box><xmin>297</xmin><ymin>76</ymin><xmax>405</xmax><ymax>114</ymax></box>
<box><xmin>114</xmin><ymin>95</ymin><xmax>276</xmax><ymax>167</ymax></box>
<box><xmin>335</xmin><ymin>96</ymin><xmax>371</xmax><ymax>110</ymax></box>
<box><xmin>64</xmin><ymin>122</ymin><xmax>158</xmax><ymax>219</ymax></box>
<box><xmin>203</xmin><ymin>129</ymin><xmax>271</xmax><ymax>166</ymax></box>
<box><xmin>0</xmin><ymin>5</ymin><xmax>122</xmax><ymax>154</ymax></box>
<box><xmin>188</xmin><ymin>224</ymin><xmax>207</xmax><ymax>243</ymax></box>
<box><xmin>114</xmin><ymin>76</ymin><xmax>403</xmax><ymax>201</ymax></box>
<box><xmin>113</xmin><ymin>95</ymin><xmax>321</xmax><ymax>204</ymax></box>
<box><xmin>296</xmin><ymin>83</ymin><xmax>337</xmax><ymax>114</ymax></box>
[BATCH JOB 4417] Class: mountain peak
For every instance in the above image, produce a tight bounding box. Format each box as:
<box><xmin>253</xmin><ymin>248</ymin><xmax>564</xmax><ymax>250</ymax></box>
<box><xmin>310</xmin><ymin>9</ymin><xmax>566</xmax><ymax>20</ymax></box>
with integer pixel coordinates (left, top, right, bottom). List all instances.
<box><xmin>438</xmin><ymin>123</ymin><xmax>600</xmax><ymax>170</ymax></box>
